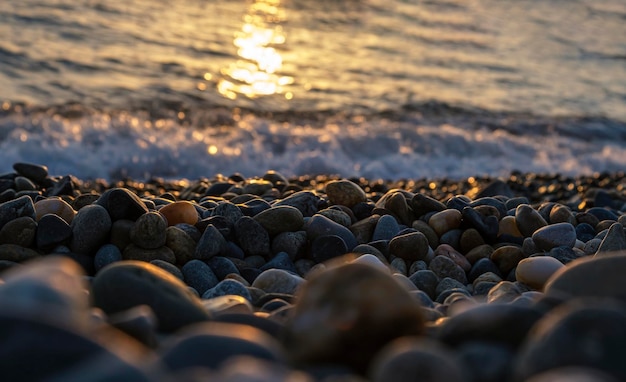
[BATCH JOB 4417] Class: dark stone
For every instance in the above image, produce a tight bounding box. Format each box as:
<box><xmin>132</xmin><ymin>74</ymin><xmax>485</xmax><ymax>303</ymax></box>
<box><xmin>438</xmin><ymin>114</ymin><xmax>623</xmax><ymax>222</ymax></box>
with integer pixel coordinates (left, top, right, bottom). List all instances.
<box><xmin>214</xmin><ymin>312</ymin><xmax>285</xmax><ymax>340</ymax></box>
<box><xmin>0</xmin><ymin>195</ymin><xmax>36</xmax><ymax>231</ymax></box>
<box><xmin>457</xmin><ymin>342</ymin><xmax>515</xmax><ymax>382</ymax></box>
<box><xmin>305</xmin><ymin>214</ymin><xmax>357</xmax><ymax>251</ymax></box>
<box><xmin>205</xmin><ymin>182</ymin><xmax>234</xmax><ymax>197</ymax></box>
<box><xmin>194</xmin><ymin>224</ymin><xmax>227</xmax><ymax>260</ymax></box>
<box><xmin>587</xmin><ymin>207</ymin><xmax>619</xmax><ymax>222</ymax></box>
<box><xmin>45</xmin><ymin>175</ymin><xmax>76</xmax><ymax>197</ymax></box>
<box><xmin>93</xmin><ymin>244</ymin><xmax>122</xmax><ymax>272</ymax></box>
<box><xmin>150</xmin><ymin>259</ymin><xmax>183</xmax><ymax>281</ymax></box>
<box><xmin>446</xmin><ymin>196</ymin><xmax>470</xmax><ymax>212</ymax></box>
<box><xmin>13</xmin><ymin>162</ymin><xmax>48</xmax><ymax>184</ymax></box>
<box><xmin>409</xmin><ymin>269</ymin><xmax>439</xmax><ymax>300</ymax></box>
<box><xmin>371</xmin><ymin>214</ymin><xmax>400</xmax><ymax>242</ymax></box>
<box><xmin>271</xmin><ymin>231</ymin><xmax>307</xmax><ymax>261</ymax></box>
<box><xmin>260</xmin><ymin>251</ymin><xmax>298</xmax><ymax>274</ymax></box>
<box><xmin>206</xmin><ymin>256</ymin><xmax>240</xmax><ymax>280</ymax></box>
<box><xmin>202</xmin><ymin>279</ymin><xmax>251</xmax><ymax>301</ymax></box>
<box><xmin>122</xmin><ymin>245</ymin><xmax>176</xmax><ymax>264</ymax></box>
<box><xmin>92</xmin><ymin>260</ymin><xmax>211</xmax><ymax>332</ymax></box>
<box><xmin>274</xmin><ymin>191</ymin><xmax>319</xmax><ymax>217</ymax></box>
<box><xmin>130</xmin><ymin>212</ymin><xmax>167</xmax><ymax>249</ymax></box>
<box><xmin>0</xmin><ymin>216</ymin><xmax>36</xmax><ymax>247</ymax></box>
<box><xmin>462</xmin><ymin>207</ymin><xmax>499</xmax><ymax>243</ymax></box>
<box><xmin>575</xmin><ymin>223</ymin><xmax>596</xmax><ymax>242</ymax></box>
<box><xmin>0</xmin><ymin>244</ymin><xmax>40</xmax><ymax>263</ymax></box>
<box><xmin>389</xmin><ymin>231</ymin><xmax>430</xmax><ymax>262</ymax></box>
<box><xmin>109</xmin><ymin>219</ymin><xmax>134</xmax><ymax>252</ymax></box>
<box><xmin>371</xmin><ymin>338</ymin><xmax>466</xmax><ymax>382</ymax></box>
<box><xmin>310</xmin><ymin>235</ymin><xmax>348</xmax><ymax>263</ymax></box>
<box><xmin>253</xmin><ymin>206</ymin><xmax>304</xmax><ymax>236</ymax></box>
<box><xmin>107</xmin><ymin>305</ymin><xmax>158</xmax><ymax>348</ymax></box>
<box><xmin>429</xmin><ymin>255</ymin><xmax>467</xmax><ymax>285</ymax></box>
<box><xmin>475</xmin><ymin>180</ymin><xmax>514</xmax><ymax>198</ymax></box>
<box><xmin>546</xmin><ymin>246</ymin><xmax>579</xmax><ymax>264</ymax></box>
<box><xmin>96</xmin><ymin>188</ymin><xmax>149</xmax><ymax>221</ymax></box>
<box><xmin>468</xmin><ymin>258</ymin><xmax>503</xmax><ymax>283</ymax></box>
<box><xmin>36</xmin><ymin>214</ymin><xmax>72</xmax><ymax>250</ymax></box>
<box><xmin>182</xmin><ymin>260</ymin><xmax>219</xmax><ymax>295</ymax></box>
<box><xmin>165</xmin><ymin>226</ymin><xmax>196</xmax><ymax>265</ymax></box>
<box><xmin>234</xmin><ymin>216</ymin><xmax>270</xmax><ymax>257</ymax></box>
<box><xmin>515</xmin><ymin>301</ymin><xmax>626</xmax><ymax>382</ymax></box>
<box><xmin>159</xmin><ymin>322</ymin><xmax>285</xmax><ymax>371</ymax></box>
<box><xmin>436</xmin><ymin>287</ymin><xmax>471</xmax><ymax>304</ymax></box>
<box><xmin>240</xmin><ymin>198</ymin><xmax>272</xmax><ymax>217</ymax></box>
<box><xmin>595</xmin><ymin>222</ymin><xmax>626</xmax><ymax>255</ymax></box>
<box><xmin>411</xmin><ymin>194</ymin><xmax>447</xmax><ymax>217</ymax></box>
<box><xmin>437</xmin><ymin>303</ymin><xmax>543</xmax><ymax>348</ymax></box>
<box><xmin>70</xmin><ymin>205</ymin><xmax>111</xmax><ymax>255</ymax></box>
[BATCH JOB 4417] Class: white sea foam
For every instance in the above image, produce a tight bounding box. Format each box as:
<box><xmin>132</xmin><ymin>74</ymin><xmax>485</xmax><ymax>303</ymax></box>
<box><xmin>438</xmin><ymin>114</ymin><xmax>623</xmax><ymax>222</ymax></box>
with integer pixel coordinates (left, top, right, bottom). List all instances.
<box><xmin>1</xmin><ymin>108</ymin><xmax>625</xmax><ymax>181</ymax></box>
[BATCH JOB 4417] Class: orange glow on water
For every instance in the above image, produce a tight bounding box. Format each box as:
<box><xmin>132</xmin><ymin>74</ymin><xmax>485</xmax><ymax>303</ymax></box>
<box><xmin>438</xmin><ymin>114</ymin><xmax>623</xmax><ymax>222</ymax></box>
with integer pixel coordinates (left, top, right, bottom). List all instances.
<box><xmin>218</xmin><ymin>0</ymin><xmax>294</xmax><ymax>99</ymax></box>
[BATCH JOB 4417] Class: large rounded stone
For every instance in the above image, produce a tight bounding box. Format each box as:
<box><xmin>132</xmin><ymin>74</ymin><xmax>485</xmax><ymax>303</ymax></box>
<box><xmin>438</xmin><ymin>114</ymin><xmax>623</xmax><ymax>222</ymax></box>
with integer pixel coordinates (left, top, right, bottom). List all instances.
<box><xmin>194</xmin><ymin>224</ymin><xmax>227</xmax><ymax>260</ymax></box>
<box><xmin>389</xmin><ymin>232</ymin><xmax>430</xmax><ymax>262</ymax></box>
<box><xmin>36</xmin><ymin>214</ymin><xmax>72</xmax><ymax>250</ymax></box>
<box><xmin>0</xmin><ymin>216</ymin><xmax>37</xmax><ymax>247</ymax></box>
<box><xmin>595</xmin><ymin>223</ymin><xmax>626</xmax><ymax>256</ymax></box>
<box><xmin>325</xmin><ymin>179</ymin><xmax>367</xmax><ymax>208</ymax></box>
<box><xmin>515</xmin><ymin>302</ymin><xmax>626</xmax><ymax>381</ymax></box>
<box><xmin>274</xmin><ymin>191</ymin><xmax>319</xmax><ymax>217</ymax></box>
<box><xmin>130</xmin><ymin>212</ymin><xmax>167</xmax><ymax>249</ymax></box>
<box><xmin>70</xmin><ymin>204</ymin><xmax>112</xmax><ymax>255</ymax></box>
<box><xmin>516</xmin><ymin>256</ymin><xmax>564</xmax><ymax>290</ymax></box>
<box><xmin>34</xmin><ymin>198</ymin><xmax>75</xmax><ymax>224</ymax></box>
<box><xmin>305</xmin><ymin>214</ymin><xmax>357</xmax><ymax>251</ymax></box>
<box><xmin>428</xmin><ymin>209</ymin><xmax>462</xmax><ymax>237</ymax></box>
<box><xmin>165</xmin><ymin>226</ymin><xmax>197</xmax><ymax>265</ymax></box>
<box><xmin>96</xmin><ymin>188</ymin><xmax>148</xmax><ymax>221</ymax></box>
<box><xmin>370</xmin><ymin>338</ymin><xmax>465</xmax><ymax>382</ymax></box>
<box><xmin>92</xmin><ymin>260</ymin><xmax>211</xmax><ymax>332</ymax></box>
<box><xmin>532</xmin><ymin>223</ymin><xmax>577</xmax><ymax>251</ymax></box>
<box><xmin>251</xmin><ymin>269</ymin><xmax>305</xmax><ymax>295</ymax></box>
<box><xmin>158</xmin><ymin>201</ymin><xmax>199</xmax><ymax>226</ymax></box>
<box><xmin>429</xmin><ymin>255</ymin><xmax>467</xmax><ymax>285</ymax></box>
<box><xmin>13</xmin><ymin>162</ymin><xmax>48</xmax><ymax>184</ymax></box>
<box><xmin>0</xmin><ymin>195</ymin><xmax>36</xmax><ymax>230</ymax></box>
<box><xmin>372</xmin><ymin>214</ymin><xmax>400</xmax><ymax>242</ymax></box>
<box><xmin>234</xmin><ymin>216</ymin><xmax>270</xmax><ymax>257</ymax></box>
<box><xmin>544</xmin><ymin>252</ymin><xmax>626</xmax><ymax>304</ymax></box>
<box><xmin>253</xmin><ymin>206</ymin><xmax>304</xmax><ymax>236</ymax></box>
<box><xmin>160</xmin><ymin>322</ymin><xmax>285</xmax><ymax>371</ymax></box>
<box><xmin>284</xmin><ymin>263</ymin><xmax>424</xmax><ymax>374</ymax></box>
<box><xmin>437</xmin><ymin>303</ymin><xmax>543</xmax><ymax>349</ymax></box>
<box><xmin>515</xmin><ymin>205</ymin><xmax>547</xmax><ymax>237</ymax></box>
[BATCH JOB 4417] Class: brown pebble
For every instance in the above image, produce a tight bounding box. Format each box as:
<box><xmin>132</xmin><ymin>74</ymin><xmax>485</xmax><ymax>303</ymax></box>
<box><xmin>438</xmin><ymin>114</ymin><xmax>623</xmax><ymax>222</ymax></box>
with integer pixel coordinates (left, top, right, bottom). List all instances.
<box><xmin>34</xmin><ymin>198</ymin><xmax>76</xmax><ymax>224</ymax></box>
<box><xmin>159</xmin><ymin>201</ymin><xmax>199</xmax><ymax>226</ymax></box>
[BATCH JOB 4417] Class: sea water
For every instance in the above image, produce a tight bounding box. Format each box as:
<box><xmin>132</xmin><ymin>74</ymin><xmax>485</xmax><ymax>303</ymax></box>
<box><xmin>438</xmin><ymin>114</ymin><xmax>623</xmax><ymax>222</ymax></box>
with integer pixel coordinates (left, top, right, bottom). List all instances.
<box><xmin>1</xmin><ymin>0</ymin><xmax>625</xmax><ymax>180</ymax></box>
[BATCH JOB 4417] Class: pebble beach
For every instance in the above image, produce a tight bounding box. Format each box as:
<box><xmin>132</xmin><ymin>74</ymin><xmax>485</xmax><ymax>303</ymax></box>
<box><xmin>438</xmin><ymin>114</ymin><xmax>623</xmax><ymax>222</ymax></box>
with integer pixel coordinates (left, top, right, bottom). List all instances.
<box><xmin>0</xmin><ymin>162</ymin><xmax>625</xmax><ymax>381</ymax></box>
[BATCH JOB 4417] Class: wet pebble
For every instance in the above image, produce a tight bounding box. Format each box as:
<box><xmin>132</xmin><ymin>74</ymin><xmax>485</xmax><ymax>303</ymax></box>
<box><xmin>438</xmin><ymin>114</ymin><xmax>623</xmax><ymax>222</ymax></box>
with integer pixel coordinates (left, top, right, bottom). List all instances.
<box><xmin>325</xmin><ymin>179</ymin><xmax>367</xmax><ymax>208</ymax></box>
<box><xmin>532</xmin><ymin>222</ymin><xmax>577</xmax><ymax>251</ymax></box>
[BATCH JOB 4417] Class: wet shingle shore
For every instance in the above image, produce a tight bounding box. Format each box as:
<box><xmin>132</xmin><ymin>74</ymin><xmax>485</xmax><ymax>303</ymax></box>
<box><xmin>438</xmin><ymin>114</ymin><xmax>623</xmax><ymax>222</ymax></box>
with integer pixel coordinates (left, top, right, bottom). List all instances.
<box><xmin>1</xmin><ymin>162</ymin><xmax>625</xmax><ymax>382</ymax></box>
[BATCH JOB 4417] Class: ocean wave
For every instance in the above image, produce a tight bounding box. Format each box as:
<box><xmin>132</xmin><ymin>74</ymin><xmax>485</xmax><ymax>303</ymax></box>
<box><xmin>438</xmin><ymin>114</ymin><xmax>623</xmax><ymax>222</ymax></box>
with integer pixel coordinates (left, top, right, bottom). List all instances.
<box><xmin>1</xmin><ymin>102</ymin><xmax>625</xmax><ymax>181</ymax></box>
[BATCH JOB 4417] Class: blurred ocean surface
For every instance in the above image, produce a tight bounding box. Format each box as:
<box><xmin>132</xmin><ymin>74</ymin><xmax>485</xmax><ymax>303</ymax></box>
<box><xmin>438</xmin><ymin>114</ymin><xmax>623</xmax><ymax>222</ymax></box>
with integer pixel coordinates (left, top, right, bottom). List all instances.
<box><xmin>0</xmin><ymin>0</ymin><xmax>625</xmax><ymax>180</ymax></box>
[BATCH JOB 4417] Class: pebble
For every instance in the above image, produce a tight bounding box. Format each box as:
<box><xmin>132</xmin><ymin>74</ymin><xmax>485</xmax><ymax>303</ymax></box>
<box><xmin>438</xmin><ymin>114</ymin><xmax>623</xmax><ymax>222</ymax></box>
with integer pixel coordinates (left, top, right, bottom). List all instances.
<box><xmin>253</xmin><ymin>206</ymin><xmax>304</xmax><ymax>236</ymax></box>
<box><xmin>34</xmin><ymin>198</ymin><xmax>76</xmax><ymax>223</ymax></box>
<box><xmin>159</xmin><ymin>322</ymin><xmax>285</xmax><ymax>370</ymax></box>
<box><xmin>0</xmin><ymin>216</ymin><xmax>37</xmax><ymax>247</ymax></box>
<box><xmin>428</xmin><ymin>209</ymin><xmax>462</xmax><ymax>237</ymax></box>
<box><xmin>594</xmin><ymin>222</ymin><xmax>626</xmax><ymax>256</ymax></box>
<box><xmin>202</xmin><ymin>279</ymin><xmax>252</xmax><ymax>301</ymax></box>
<box><xmin>158</xmin><ymin>201</ymin><xmax>199</xmax><ymax>226</ymax></box>
<box><xmin>94</xmin><ymin>244</ymin><xmax>123</xmax><ymax>272</ymax></box>
<box><xmin>490</xmin><ymin>245</ymin><xmax>525</xmax><ymax>275</ymax></box>
<box><xmin>389</xmin><ymin>231</ymin><xmax>430</xmax><ymax>261</ymax></box>
<box><xmin>274</xmin><ymin>191</ymin><xmax>319</xmax><ymax>217</ymax></box>
<box><xmin>351</xmin><ymin>253</ymin><xmax>390</xmax><ymax>273</ymax></box>
<box><xmin>165</xmin><ymin>226</ymin><xmax>197</xmax><ymax>264</ymax></box>
<box><xmin>92</xmin><ymin>260</ymin><xmax>211</xmax><ymax>332</ymax></box>
<box><xmin>122</xmin><ymin>244</ymin><xmax>176</xmax><ymax>264</ymax></box>
<box><xmin>234</xmin><ymin>216</ymin><xmax>271</xmax><ymax>257</ymax></box>
<box><xmin>515</xmin><ymin>204</ymin><xmax>548</xmax><ymax>237</ymax></box>
<box><xmin>310</xmin><ymin>235</ymin><xmax>348</xmax><ymax>263</ymax></box>
<box><xmin>251</xmin><ymin>268</ymin><xmax>305</xmax><ymax>295</ymax></box>
<box><xmin>462</xmin><ymin>206</ymin><xmax>499</xmax><ymax>242</ymax></box>
<box><xmin>284</xmin><ymin>262</ymin><xmax>424</xmax><ymax>374</ymax></box>
<box><xmin>260</xmin><ymin>251</ymin><xmax>298</xmax><ymax>275</ymax></box>
<box><xmin>370</xmin><ymin>338</ymin><xmax>465</xmax><ymax>382</ymax></box>
<box><xmin>95</xmin><ymin>188</ymin><xmax>148</xmax><ymax>221</ymax></box>
<box><xmin>13</xmin><ymin>162</ymin><xmax>49</xmax><ymax>184</ymax></box>
<box><xmin>70</xmin><ymin>204</ymin><xmax>112</xmax><ymax>255</ymax></box>
<box><xmin>371</xmin><ymin>214</ymin><xmax>400</xmax><ymax>241</ymax></box>
<box><xmin>129</xmin><ymin>211</ymin><xmax>167</xmax><ymax>249</ymax></box>
<box><xmin>271</xmin><ymin>231</ymin><xmax>307</xmax><ymax>260</ymax></box>
<box><xmin>182</xmin><ymin>259</ymin><xmax>219</xmax><ymax>295</ymax></box>
<box><xmin>409</xmin><ymin>269</ymin><xmax>439</xmax><ymax>299</ymax></box>
<box><xmin>434</xmin><ymin>244</ymin><xmax>471</xmax><ymax>272</ymax></box>
<box><xmin>515</xmin><ymin>301</ymin><xmax>626</xmax><ymax>381</ymax></box>
<box><xmin>194</xmin><ymin>224</ymin><xmax>227</xmax><ymax>260</ymax></box>
<box><xmin>456</xmin><ymin>341</ymin><xmax>515</xmax><ymax>382</ymax></box>
<box><xmin>429</xmin><ymin>255</ymin><xmax>467</xmax><ymax>285</ymax></box>
<box><xmin>411</xmin><ymin>193</ymin><xmax>447</xmax><ymax>217</ymax></box>
<box><xmin>515</xmin><ymin>256</ymin><xmax>564</xmax><ymax>290</ymax></box>
<box><xmin>532</xmin><ymin>222</ymin><xmax>577</xmax><ymax>251</ymax></box>
<box><xmin>318</xmin><ymin>207</ymin><xmax>352</xmax><ymax>227</ymax></box>
<box><xmin>305</xmin><ymin>214</ymin><xmax>357</xmax><ymax>251</ymax></box>
<box><xmin>0</xmin><ymin>195</ymin><xmax>36</xmax><ymax>230</ymax></box>
<box><xmin>544</xmin><ymin>252</ymin><xmax>626</xmax><ymax>304</ymax></box>
<box><xmin>325</xmin><ymin>179</ymin><xmax>367</xmax><ymax>208</ymax></box>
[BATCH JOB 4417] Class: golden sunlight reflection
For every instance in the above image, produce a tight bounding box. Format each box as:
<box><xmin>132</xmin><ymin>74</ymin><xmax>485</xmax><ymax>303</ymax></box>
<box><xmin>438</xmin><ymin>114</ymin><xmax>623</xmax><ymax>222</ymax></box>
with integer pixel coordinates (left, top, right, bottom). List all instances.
<box><xmin>218</xmin><ymin>0</ymin><xmax>294</xmax><ymax>99</ymax></box>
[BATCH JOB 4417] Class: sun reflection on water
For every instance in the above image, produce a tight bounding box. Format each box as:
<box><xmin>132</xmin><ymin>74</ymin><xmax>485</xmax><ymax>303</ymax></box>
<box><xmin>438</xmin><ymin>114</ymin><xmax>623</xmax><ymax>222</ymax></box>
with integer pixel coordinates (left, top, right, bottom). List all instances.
<box><xmin>218</xmin><ymin>0</ymin><xmax>294</xmax><ymax>100</ymax></box>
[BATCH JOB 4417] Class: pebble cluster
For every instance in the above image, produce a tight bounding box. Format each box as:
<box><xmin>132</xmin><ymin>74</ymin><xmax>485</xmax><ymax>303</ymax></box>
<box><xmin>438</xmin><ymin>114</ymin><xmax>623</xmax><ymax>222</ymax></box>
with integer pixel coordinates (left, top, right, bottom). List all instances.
<box><xmin>1</xmin><ymin>162</ymin><xmax>626</xmax><ymax>381</ymax></box>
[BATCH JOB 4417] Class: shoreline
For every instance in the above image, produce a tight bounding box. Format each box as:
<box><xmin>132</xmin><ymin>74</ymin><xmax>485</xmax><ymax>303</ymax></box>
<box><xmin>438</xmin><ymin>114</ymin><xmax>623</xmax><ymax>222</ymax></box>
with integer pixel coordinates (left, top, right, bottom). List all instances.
<box><xmin>0</xmin><ymin>162</ymin><xmax>625</xmax><ymax>381</ymax></box>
